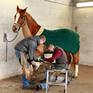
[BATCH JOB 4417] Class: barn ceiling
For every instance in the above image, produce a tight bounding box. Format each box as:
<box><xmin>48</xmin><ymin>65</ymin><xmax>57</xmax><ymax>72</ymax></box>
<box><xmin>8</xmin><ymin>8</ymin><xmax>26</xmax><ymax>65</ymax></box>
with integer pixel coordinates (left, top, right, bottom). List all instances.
<box><xmin>72</xmin><ymin>0</ymin><xmax>93</xmax><ymax>6</ymax></box>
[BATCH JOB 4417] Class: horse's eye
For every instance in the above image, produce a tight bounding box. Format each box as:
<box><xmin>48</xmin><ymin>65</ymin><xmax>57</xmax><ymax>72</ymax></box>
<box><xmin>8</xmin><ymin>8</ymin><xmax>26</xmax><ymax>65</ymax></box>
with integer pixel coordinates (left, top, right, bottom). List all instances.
<box><xmin>21</xmin><ymin>17</ymin><xmax>23</xmax><ymax>19</ymax></box>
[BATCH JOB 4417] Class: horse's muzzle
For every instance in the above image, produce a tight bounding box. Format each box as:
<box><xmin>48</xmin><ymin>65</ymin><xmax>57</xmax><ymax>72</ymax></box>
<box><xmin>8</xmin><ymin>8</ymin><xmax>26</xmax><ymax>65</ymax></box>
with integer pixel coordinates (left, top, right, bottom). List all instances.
<box><xmin>12</xmin><ymin>25</ymin><xmax>20</xmax><ymax>33</ymax></box>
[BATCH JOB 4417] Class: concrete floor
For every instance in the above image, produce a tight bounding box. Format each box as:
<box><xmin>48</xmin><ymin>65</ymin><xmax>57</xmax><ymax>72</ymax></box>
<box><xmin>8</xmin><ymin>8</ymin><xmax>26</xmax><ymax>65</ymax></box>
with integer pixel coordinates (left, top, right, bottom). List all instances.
<box><xmin>0</xmin><ymin>65</ymin><xmax>93</xmax><ymax>93</ymax></box>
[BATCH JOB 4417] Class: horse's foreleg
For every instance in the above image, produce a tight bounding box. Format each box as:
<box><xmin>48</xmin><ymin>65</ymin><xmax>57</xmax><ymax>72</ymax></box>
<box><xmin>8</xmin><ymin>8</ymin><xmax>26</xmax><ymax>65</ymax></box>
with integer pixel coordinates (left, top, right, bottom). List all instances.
<box><xmin>72</xmin><ymin>50</ymin><xmax>79</xmax><ymax>77</ymax></box>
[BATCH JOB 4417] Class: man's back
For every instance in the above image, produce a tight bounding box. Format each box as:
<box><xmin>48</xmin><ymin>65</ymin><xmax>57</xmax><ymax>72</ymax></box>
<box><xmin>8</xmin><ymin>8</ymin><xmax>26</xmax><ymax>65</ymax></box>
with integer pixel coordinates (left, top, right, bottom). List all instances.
<box><xmin>14</xmin><ymin>36</ymin><xmax>40</xmax><ymax>53</ymax></box>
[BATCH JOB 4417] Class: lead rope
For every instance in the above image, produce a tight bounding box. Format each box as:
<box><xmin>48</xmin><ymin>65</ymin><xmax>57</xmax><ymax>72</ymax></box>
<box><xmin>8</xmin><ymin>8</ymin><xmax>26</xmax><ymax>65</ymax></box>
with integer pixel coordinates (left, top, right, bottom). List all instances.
<box><xmin>3</xmin><ymin>33</ymin><xmax>18</xmax><ymax>62</ymax></box>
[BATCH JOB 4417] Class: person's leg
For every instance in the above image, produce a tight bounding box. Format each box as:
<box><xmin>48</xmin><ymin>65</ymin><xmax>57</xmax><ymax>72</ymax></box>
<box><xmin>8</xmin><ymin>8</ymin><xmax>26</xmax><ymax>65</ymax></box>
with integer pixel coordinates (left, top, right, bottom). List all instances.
<box><xmin>35</xmin><ymin>72</ymin><xmax>47</xmax><ymax>91</ymax></box>
<box><xmin>22</xmin><ymin>73</ymin><xmax>35</xmax><ymax>90</ymax></box>
<box><xmin>36</xmin><ymin>83</ymin><xmax>46</xmax><ymax>91</ymax></box>
<box><xmin>15</xmin><ymin>50</ymin><xmax>21</xmax><ymax>64</ymax></box>
<box><xmin>54</xmin><ymin>63</ymin><xmax>66</xmax><ymax>69</ymax></box>
<box><xmin>35</xmin><ymin>65</ymin><xmax>47</xmax><ymax>74</ymax></box>
<box><xmin>34</xmin><ymin>73</ymin><xmax>46</xmax><ymax>81</ymax></box>
<box><xmin>15</xmin><ymin>50</ymin><xmax>35</xmax><ymax>89</ymax></box>
<box><xmin>22</xmin><ymin>73</ymin><xmax>29</xmax><ymax>86</ymax></box>
<box><xmin>35</xmin><ymin>67</ymin><xmax>49</xmax><ymax>91</ymax></box>
<box><xmin>35</xmin><ymin>72</ymin><xmax>48</xmax><ymax>91</ymax></box>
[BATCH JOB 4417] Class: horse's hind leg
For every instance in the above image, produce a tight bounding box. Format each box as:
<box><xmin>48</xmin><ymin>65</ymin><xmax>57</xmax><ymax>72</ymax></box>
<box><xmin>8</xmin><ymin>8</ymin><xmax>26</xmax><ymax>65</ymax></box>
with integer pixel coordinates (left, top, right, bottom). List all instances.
<box><xmin>65</xmin><ymin>51</ymin><xmax>72</xmax><ymax>69</ymax></box>
<box><xmin>72</xmin><ymin>50</ymin><xmax>80</xmax><ymax>77</ymax></box>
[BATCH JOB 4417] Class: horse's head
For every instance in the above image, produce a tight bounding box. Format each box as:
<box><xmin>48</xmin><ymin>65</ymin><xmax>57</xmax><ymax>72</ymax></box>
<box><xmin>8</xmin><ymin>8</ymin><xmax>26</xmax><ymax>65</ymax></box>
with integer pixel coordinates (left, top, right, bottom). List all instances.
<box><xmin>12</xmin><ymin>6</ymin><xmax>27</xmax><ymax>33</ymax></box>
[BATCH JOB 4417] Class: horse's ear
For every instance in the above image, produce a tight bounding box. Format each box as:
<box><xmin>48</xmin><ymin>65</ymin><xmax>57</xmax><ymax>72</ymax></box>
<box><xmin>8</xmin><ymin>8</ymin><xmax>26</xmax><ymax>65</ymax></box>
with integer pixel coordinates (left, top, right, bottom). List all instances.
<box><xmin>24</xmin><ymin>7</ymin><xmax>27</xmax><ymax>13</ymax></box>
<box><xmin>17</xmin><ymin>5</ymin><xmax>19</xmax><ymax>11</ymax></box>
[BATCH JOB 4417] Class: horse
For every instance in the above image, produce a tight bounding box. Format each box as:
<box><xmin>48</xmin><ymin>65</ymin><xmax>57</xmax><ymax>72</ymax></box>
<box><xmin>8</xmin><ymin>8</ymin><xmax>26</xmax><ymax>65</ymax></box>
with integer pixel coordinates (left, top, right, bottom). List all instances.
<box><xmin>12</xmin><ymin>6</ymin><xmax>80</xmax><ymax>78</ymax></box>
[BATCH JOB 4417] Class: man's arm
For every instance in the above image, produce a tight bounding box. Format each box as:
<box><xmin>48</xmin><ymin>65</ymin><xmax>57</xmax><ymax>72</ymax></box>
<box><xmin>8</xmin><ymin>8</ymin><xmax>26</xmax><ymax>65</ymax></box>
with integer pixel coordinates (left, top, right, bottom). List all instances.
<box><xmin>44</xmin><ymin>49</ymin><xmax>62</xmax><ymax>62</ymax></box>
<box><xmin>28</xmin><ymin>40</ymin><xmax>37</xmax><ymax>60</ymax></box>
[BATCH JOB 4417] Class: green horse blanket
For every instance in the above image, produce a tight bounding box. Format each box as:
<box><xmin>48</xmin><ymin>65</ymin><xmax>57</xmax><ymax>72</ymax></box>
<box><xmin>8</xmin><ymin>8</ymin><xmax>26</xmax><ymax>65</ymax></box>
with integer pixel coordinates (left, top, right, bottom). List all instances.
<box><xmin>41</xmin><ymin>28</ymin><xmax>80</xmax><ymax>54</ymax></box>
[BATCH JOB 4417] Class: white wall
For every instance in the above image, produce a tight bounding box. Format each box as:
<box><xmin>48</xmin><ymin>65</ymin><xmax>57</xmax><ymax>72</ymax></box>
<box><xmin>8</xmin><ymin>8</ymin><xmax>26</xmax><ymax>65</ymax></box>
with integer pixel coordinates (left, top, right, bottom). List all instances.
<box><xmin>0</xmin><ymin>0</ymin><xmax>72</xmax><ymax>79</ymax></box>
<box><xmin>72</xmin><ymin>6</ymin><xmax>93</xmax><ymax>66</ymax></box>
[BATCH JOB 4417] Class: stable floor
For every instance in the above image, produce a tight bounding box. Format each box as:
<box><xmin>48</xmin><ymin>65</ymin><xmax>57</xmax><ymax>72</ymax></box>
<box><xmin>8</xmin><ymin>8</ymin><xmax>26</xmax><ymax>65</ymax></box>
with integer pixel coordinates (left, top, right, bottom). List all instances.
<box><xmin>0</xmin><ymin>65</ymin><xmax>93</xmax><ymax>93</ymax></box>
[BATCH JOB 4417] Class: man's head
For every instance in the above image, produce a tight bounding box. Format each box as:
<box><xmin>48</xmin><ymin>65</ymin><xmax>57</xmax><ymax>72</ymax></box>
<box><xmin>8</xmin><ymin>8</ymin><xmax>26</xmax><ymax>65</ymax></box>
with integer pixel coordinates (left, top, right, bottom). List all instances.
<box><xmin>40</xmin><ymin>35</ymin><xmax>46</xmax><ymax>44</ymax></box>
<box><xmin>47</xmin><ymin>44</ymin><xmax>55</xmax><ymax>52</ymax></box>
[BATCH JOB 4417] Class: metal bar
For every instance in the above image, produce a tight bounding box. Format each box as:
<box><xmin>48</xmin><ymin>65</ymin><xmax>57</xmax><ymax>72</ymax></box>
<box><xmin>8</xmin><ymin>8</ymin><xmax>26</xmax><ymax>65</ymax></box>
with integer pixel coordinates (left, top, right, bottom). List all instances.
<box><xmin>6</xmin><ymin>41</ymin><xmax>8</xmax><ymax>62</ymax></box>
<box><xmin>46</xmin><ymin>70</ymin><xmax>68</xmax><ymax>93</ymax></box>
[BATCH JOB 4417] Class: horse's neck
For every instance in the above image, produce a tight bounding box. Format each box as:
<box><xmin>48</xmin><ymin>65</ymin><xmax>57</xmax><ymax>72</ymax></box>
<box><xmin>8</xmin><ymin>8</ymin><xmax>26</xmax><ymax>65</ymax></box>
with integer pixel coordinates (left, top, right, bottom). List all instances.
<box><xmin>22</xmin><ymin>22</ymin><xmax>32</xmax><ymax>38</ymax></box>
<box><xmin>22</xmin><ymin>12</ymin><xmax>40</xmax><ymax>38</ymax></box>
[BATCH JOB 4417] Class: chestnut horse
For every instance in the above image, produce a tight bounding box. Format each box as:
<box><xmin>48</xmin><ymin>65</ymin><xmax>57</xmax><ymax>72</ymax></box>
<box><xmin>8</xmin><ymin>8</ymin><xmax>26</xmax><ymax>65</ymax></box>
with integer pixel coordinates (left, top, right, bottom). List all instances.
<box><xmin>12</xmin><ymin>6</ymin><xmax>80</xmax><ymax>77</ymax></box>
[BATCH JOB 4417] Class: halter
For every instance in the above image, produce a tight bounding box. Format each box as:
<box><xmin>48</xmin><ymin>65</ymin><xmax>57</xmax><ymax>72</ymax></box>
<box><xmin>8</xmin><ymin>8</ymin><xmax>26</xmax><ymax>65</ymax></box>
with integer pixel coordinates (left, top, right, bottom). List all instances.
<box><xmin>13</xmin><ymin>14</ymin><xmax>26</xmax><ymax>31</ymax></box>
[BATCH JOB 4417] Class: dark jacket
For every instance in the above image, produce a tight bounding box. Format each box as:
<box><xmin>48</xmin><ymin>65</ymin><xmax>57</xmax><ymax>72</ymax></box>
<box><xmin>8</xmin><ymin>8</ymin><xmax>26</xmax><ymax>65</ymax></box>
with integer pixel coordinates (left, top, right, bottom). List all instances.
<box><xmin>14</xmin><ymin>36</ymin><xmax>40</xmax><ymax>60</ymax></box>
<box><xmin>54</xmin><ymin>46</ymin><xmax>69</xmax><ymax>69</ymax></box>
